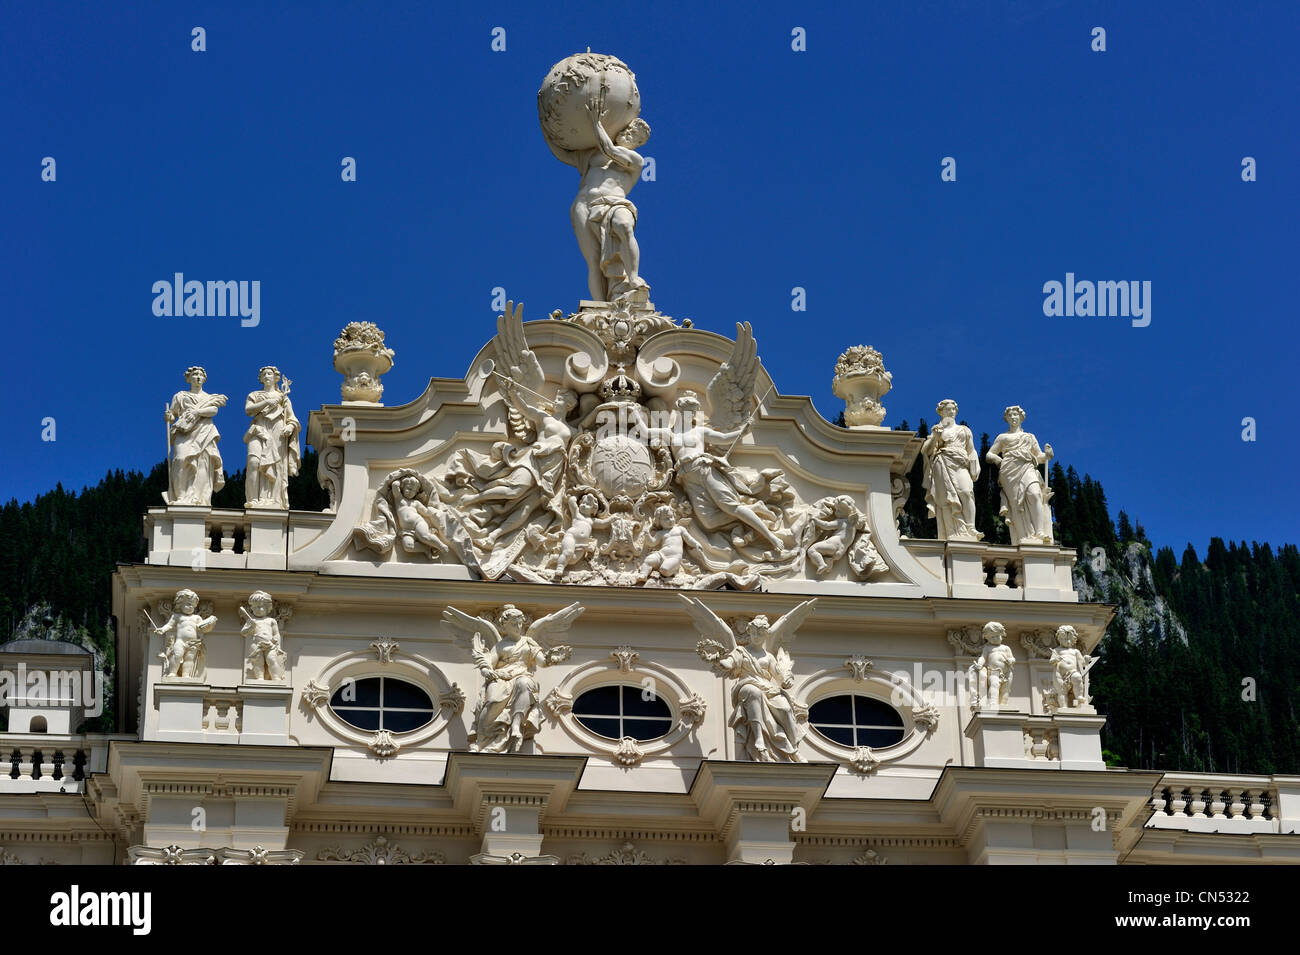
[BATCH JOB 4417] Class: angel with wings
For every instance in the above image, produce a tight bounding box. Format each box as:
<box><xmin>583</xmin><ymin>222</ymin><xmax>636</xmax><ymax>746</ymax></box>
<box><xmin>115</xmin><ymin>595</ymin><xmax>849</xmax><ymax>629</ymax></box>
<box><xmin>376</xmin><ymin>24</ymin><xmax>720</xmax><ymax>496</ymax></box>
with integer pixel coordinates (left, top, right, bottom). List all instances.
<box><xmin>639</xmin><ymin>323</ymin><xmax>790</xmax><ymax>556</ymax></box>
<box><xmin>682</xmin><ymin>595</ymin><xmax>817</xmax><ymax>762</ymax></box>
<box><xmin>441</xmin><ymin>602</ymin><xmax>584</xmax><ymax>753</ymax></box>
<box><xmin>448</xmin><ymin>302</ymin><xmax>578</xmax><ymax>552</ymax></box>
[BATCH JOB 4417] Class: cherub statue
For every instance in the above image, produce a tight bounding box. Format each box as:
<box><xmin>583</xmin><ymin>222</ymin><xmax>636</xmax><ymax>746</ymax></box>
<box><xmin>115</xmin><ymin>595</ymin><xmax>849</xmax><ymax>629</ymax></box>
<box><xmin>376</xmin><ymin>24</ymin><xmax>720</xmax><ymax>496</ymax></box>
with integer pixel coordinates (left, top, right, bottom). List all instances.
<box><xmin>240</xmin><ymin>590</ymin><xmax>287</xmax><ymax>682</ymax></box>
<box><xmin>682</xmin><ymin>595</ymin><xmax>818</xmax><ymax>761</ymax></box>
<box><xmin>793</xmin><ymin>495</ymin><xmax>863</xmax><ymax>576</ymax></box>
<box><xmin>553</xmin><ymin>492</ymin><xmax>612</xmax><ymax>578</ymax></box>
<box><xmin>636</xmin><ymin>504</ymin><xmax>737</xmax><ymax>582</ymax></box>
<box><xmin>1048</xmin><ymin>625</ymin><xmax>1093</xmax><ymax>710</ymax></box>
<box><xmin>154</xmin><ymin>588</ymin><xmax>217</xmax><ymax>680</ymax></box>
<box><xmin>441</xmin><ymin>602</ymin><xmax>585</xmax><ymax>753</ymax></box>
<box><xmin>967</xmin><ymin>621</ymin><xmax>1016</xmax><ymax>710</ymax></box>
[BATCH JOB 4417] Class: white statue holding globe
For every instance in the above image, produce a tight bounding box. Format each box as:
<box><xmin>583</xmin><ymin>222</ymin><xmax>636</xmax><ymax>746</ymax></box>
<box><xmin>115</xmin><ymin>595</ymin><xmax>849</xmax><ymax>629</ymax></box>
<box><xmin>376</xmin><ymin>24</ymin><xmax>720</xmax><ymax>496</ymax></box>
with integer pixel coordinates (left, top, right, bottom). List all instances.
<box><xmin>539</xmin><ymin>53</ymin><xmax>652</xmax><ymax>303</ymax></box>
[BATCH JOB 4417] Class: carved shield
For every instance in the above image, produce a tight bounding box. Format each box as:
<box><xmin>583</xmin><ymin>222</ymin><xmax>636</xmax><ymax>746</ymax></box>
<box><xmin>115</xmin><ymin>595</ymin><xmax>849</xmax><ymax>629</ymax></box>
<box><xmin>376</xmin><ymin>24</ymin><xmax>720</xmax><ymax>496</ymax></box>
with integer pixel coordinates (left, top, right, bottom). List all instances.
<box><xmin>590</xmin><ymin>433</ymin><xmax>654</xmax><ymax>499</ymax></box>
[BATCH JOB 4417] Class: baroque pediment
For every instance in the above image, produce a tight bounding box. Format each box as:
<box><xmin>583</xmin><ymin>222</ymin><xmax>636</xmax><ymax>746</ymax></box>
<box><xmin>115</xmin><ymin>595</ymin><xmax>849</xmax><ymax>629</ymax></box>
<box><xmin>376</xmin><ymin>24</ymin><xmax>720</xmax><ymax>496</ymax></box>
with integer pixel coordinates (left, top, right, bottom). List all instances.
<box><xmin>302</xmin><ymin>300</ymin><xmax>936</xmax><ymax>595</ymax></box>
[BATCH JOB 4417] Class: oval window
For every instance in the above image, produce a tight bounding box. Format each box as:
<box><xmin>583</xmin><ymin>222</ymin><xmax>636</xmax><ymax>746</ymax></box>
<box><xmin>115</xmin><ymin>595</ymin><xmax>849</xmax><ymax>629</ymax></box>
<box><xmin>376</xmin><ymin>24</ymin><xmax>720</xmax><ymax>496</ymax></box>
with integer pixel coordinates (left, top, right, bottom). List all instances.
<box><xmin>573</xmin><ymin>685</ymin><xmax>673</xmax><ymax>741</ymax></box>
<box><xmin>330</xmin><ymin>676</ymin><xmax>435</xmax><ymax>733</ymax></box>
<box><xmin>808</xmin><ymin>695</ymin><xmax>906</xmax><ymax>748</ymax></box>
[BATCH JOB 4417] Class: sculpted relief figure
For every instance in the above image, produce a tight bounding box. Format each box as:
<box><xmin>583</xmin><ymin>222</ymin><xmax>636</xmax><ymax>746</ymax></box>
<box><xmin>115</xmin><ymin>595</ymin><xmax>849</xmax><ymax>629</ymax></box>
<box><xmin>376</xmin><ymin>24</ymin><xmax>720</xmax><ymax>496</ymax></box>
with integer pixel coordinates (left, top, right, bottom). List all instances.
<box><xmin>921</xmin><ymin>400</ymin><xmax>982</xmax><ymax>541</ymax></box>
<box><xmin>164</xmin><ymin>366</ymin><xmax>227</xmax><ymax>505</ymax></box>
<box><xmin>986</xmin><ymin>405</ymin><xmax>1054</xmax><ymax>545</ymax></box>
<box><xmin>1048</xmin><ymin>625</ymin><xmax>1093</xmax><ymax>710</ymax></box>
<box><xmin>446</xmin><ymin>303</ymin><xmax>578</xmax><ymax>574</ymax></box>
<box><xmin>640</xmin><ymin>325</ymin><xmax>793</xmax><ymax>560</ymax></box>
<box><xmin>244</xmin><ymin>366</ymin><xmax>301</xmax><ymax>509</ymax></box>
<box><xmin>240</xmin><ymin>590</ymin><xmax>287</xmax><ymax>682</ymax></box>
<box><xmin>154</xmin><ymin>588</ymin><xmax>217</xmax><ymax>681</ymax></box>
<box><xmin>540</xmin><ymin>53</ymin><xmax>651</xmax><ymax>302</ymax></box>
<box><xmin>967</xmin><ymin>621</ymin><xmax>1016</xmax><ymax>710</ymax></box>
<box><xmin>684</xmin><ymin>596</ymin><xmax>817</xmax><ymax>762</ymax></box>
<box><xmin>354</xmin><ymin>468</ymin><xmax>479</xmax><ymax>569</ymax></box>
<box><xmin>442</xmin><ymin>602</ymin><xmax>584</xmax><ymax>754</ymax></box>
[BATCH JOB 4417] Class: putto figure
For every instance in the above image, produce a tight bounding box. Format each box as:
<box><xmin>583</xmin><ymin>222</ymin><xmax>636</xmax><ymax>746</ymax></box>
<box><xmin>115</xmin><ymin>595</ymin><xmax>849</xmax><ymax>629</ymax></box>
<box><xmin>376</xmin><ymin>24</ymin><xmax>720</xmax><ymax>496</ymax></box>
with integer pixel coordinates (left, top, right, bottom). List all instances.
<box><xmin>441</xmin><ymin>602</ymin><xmax>584</xmax><ymax>753</ymax></box>
<box><xmin>967</xmin><ymin>621</ymin><xmax>1016</xmax><ymax>710</ymax></box>
<box><xmin>240</xmin><ymin>590</ymin><xmax>287</xmax><ymax>682</ymax></box>
<box><xmin>244</xmin><ymin>366</ymin><xmax>301</xmax><ymax>509</ymax></box>
<box><xmin>986</xmin><ymin>405</ymin><xmax>1054</xmax><ymax>545</ymax></box>
<box><xmin>153</xmin><ymin>588</ymin><xmax>217</xmax><ymax>680</ymax></box>
<box><xmin>164</xmin><ymin>366</ymin><xmax>228</xmax><ymax>505</ymax></box>
<box><xmin>1048</xmin><ymin>625</ymin><xmax>1093</xmax><ymax>710</ymax></box>
<box><xmin>921</xmin><ymin>399</ymin><xmax>982</xmax><ymax>541</ymax></box>
<box><xmin>684</xmin><ymin>595</ymin><xmax>818</xmax><ymax>762</ymax></box>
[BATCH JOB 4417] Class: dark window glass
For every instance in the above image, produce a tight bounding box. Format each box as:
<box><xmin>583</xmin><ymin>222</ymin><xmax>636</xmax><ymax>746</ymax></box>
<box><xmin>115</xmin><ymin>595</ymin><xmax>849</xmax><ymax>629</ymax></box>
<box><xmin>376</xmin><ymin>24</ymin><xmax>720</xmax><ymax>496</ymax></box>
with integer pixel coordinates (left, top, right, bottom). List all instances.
<box><xmin>621</xmin><ymin>686</ymin><xmax>669</xmax><ymax>717</ymax></box>
<box><xmin>808</xmin><ymin>695</ymin><xmax>853</xmax><ymax>725</ymax></box>
<box><xmin>330</xmin><ymin>677</ymin><xmax>434</xmax><ymax>735</ymax></box>
<box><xmin>384</xmin><ymin>709</ymin><xmax>434</xmax><ymax>733</ymax></box>
<box><xmin>809</xmin><ymin>695</ymin><xmax>906</xmax><ymax>749</ymax></box>
<box><xmin>576</xmin><ymin>717</ymin><xmax>622</xmax><ymax>740</ymax></box>
<box><xmin>854</xmin><ymin>696</ymin><xmax>905</xmax><ymax>728</ymax></box>
<box><xmin>331</xmin><ymin>677</ymin><xmax>381</xmax><ymax>708</ymax></box>
<box><xmin>573</xmin><ymin>685</ymin><xmax>621</xmax><ymax>715</ymax></box>
<box><xmin>384</xmin><ymin>680</ymin><xmax>434</xmax><ymax>710</ymax></box>
<box><xmin>573</xmin><ymin>685</ymin><xmax>673</xmax><ymax>741</ymax></box>
<box><xmin>332</xmin><ymin>708</ymin><xmax>381</xmax><ymax>731</ymax></box>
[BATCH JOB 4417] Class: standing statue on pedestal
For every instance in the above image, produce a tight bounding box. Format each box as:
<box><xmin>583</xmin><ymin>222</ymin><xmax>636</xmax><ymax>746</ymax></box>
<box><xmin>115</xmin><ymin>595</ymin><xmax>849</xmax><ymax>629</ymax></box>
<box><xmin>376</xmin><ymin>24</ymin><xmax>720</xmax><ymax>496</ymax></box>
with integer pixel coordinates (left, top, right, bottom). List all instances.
<box><xmin>164</xmin><ymin>366</ymin><xmax>227</xmax><ymax>505</ymax></box>
<box><xmin>1048</xmin><ymin>625</ymin><xmax>1093</xmax><ymax>710</ymax></box>
<box><xmin>986</xmin><ymin>405</ymin><xmax>1054</xmax><ymax>544</ymax></box>
<box><xmin>967</xmin><ymin>621</ymin><xmax>1015</xmax><ymax>710</ymax></box>
<box><xmin>684</xmin><ymin>595</ymin><xmax>818</xmax><ymax>762</ymax></box>
<box><xmin>244</xmin><ymin>366</ymin><xmax>300</xmax><ymax>509</ymax></box>
<box><xmin>441</xmin><ymin>602</ymin><xmax>584</xmax><ymax>754</ymax></box>
<box><xmin>153</xmin><ymin>588</ymin><xmax>216</xmax><ymax>681</ymax></box>
<box><xmin>539</xmin><ymin>52</ymin><xmax>651</xmax><ymax>302</ymax></box>
<box><xmin>241</xmin><ymin>590</ymin><xmax>287</xmax><ymax>682</ymax></box>
<box><xmin>921</xmin><ymin>399</ymin><xmax>982</xmax><ymax>541</ymax></box>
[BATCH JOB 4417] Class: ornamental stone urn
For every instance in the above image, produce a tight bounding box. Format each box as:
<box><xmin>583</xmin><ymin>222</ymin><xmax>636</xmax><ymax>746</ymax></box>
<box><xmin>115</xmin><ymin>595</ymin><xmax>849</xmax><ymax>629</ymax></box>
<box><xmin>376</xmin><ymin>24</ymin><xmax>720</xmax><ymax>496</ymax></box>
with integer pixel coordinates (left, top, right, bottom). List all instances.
<box><xmin>333</xmin><ymin>322</ymin><xmax>395</xmax><ymax>405</ymax></box>
<box><xmin>832</xmin><ymin>345</ymin><xmax>892</xmax><ymax>428</ymax></box>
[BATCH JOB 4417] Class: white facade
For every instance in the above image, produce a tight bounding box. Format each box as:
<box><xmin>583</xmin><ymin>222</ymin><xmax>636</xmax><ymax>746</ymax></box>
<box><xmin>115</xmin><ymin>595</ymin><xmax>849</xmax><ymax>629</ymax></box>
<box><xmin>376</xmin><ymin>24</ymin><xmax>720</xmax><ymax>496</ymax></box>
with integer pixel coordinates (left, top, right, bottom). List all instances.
<box><xmin>1</xmin><ymin>307</ymin><xmax>1296</xmax><ymax>865</ymax></box>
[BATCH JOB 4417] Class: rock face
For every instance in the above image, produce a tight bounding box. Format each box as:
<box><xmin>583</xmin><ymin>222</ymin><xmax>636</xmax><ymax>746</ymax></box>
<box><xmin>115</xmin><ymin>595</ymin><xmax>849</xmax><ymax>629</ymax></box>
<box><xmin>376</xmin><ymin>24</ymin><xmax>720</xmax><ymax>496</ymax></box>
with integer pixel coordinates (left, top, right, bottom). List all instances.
<box><xmin>1074</xmin><ymin>540</ymin><xmax>1187</xmax><ymax>647</ymax></box>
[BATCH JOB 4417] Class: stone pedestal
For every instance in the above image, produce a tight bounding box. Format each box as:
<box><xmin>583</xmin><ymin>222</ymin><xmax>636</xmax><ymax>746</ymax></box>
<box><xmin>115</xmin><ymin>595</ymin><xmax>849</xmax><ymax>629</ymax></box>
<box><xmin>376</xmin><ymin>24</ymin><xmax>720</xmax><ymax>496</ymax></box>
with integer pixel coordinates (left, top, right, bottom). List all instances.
<box><xmin>247</xmin><ymin>509</ymin><xmax>289</xmax><ymax>570</ymax></box>
<box><xmin>1020</xmin><ymin>545</ymin><xmax>1063</xmax><ymax>601</ymax></box>
<box><xmin>1053</xmin><ymin>712</ymin><xmax>1107</xmax><ymax>771</ymax></box>
<box><xmin>166</xmin><ymin>506</ymin><xmax>211</xmax><ymax>568</ymax></box>
<box><xmin>154</xmin><ymin>682</ymin><xmax>210</xmax><ymax>743</ymax></box>
<box><xmin>239</xmin><ymin>684</ymin><xmax>293</xmax><ymax>745</ymax></box>
<box><xmin>964</xmin><ymin>709</ymin><xmax>1032</xmax><ymax>768</ymax></box>
<box><xmin>947</xmin><ymin>541</ymin><xmax>990</xmax><ymax>599</ymax></box>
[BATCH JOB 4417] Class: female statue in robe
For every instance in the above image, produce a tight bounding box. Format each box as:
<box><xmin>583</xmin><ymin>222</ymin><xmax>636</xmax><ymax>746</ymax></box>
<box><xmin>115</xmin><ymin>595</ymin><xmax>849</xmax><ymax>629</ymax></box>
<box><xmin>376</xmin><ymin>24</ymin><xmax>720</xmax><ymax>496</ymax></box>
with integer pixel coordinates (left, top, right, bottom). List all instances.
<box><xmin>164</xmin><ymin>366</ymin><xmax>227</xmax><ymax>505</ymax></box>
<box><xmin>244</xmin><ymin>366</ymin><xmax>300</xmax><ymax>509</ymax></box>
<box><xmin>921</xmin><ymin>399</ymin><xmax>981</xmax><ymax>540</ymax></box>
<box><xmin>986</xmin><ymin>405</ymin><xmax>1054</xmax><ymax>544</ymax></box>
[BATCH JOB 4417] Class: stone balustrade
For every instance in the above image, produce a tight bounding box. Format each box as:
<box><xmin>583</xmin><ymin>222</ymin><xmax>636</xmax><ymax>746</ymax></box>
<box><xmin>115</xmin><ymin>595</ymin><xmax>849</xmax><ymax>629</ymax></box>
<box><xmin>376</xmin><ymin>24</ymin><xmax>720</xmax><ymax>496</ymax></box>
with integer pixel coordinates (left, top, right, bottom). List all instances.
<box><xmin>1148</xmin><ymin>774</ymin><xmax>1300</xmax><ymax>834</ymax></box>
<box><xmin>145</xmin><ymin>506</ymin><xmax>332</xmax><ymax>570</ymax></box>
<box><xmin>0</xmin><ymin>734</ymin><xmax>111</xmax><ymax>793</ymax></box>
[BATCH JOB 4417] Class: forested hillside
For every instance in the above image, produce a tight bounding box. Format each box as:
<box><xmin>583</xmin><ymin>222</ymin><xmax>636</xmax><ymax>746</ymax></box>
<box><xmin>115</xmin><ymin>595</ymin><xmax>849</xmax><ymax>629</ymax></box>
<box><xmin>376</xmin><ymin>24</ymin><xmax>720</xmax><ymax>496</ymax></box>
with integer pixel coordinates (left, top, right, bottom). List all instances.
<box><xmin>3</xmin><ymin>430</ymin><xmax>1298</xmax><ymax>773</ymax></box>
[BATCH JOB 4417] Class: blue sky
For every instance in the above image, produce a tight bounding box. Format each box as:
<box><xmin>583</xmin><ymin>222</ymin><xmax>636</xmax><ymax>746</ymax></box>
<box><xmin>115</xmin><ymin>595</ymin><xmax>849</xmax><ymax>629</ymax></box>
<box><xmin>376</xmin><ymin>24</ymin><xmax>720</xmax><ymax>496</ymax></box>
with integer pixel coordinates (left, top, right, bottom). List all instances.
<box><xmin>2</xmin><ymin>1</ymin><xmax>1296</xmax><ymax>553</ymax></box>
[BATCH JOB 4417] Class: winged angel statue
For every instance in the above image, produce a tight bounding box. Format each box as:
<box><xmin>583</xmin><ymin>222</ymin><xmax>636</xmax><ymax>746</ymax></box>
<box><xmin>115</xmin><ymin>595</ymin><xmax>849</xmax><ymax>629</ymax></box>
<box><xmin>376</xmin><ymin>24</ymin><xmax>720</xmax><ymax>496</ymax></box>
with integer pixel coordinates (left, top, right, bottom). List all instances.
<box><xmin>446</xmin><ymin>302</ymin><xmax>579</xmax><ymax>578</ymax></box>
<box><xmin>682</xmin><ymin>595</ymin><xmax>818</xmax><ymax>761</ymax></box>
<box><xmin>441</xmin><ymin>602</ymin><xmax>585</xmax><ymax>753</ymax></box>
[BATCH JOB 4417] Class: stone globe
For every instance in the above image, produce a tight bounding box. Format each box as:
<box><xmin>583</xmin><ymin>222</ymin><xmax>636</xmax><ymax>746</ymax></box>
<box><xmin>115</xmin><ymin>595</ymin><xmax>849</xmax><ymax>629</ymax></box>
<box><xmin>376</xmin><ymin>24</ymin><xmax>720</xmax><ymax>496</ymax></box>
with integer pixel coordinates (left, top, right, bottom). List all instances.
<box><xmin>538</xmin><ymin>52</ymin><xmax>641</xmax><ymax>152</ymax></box>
